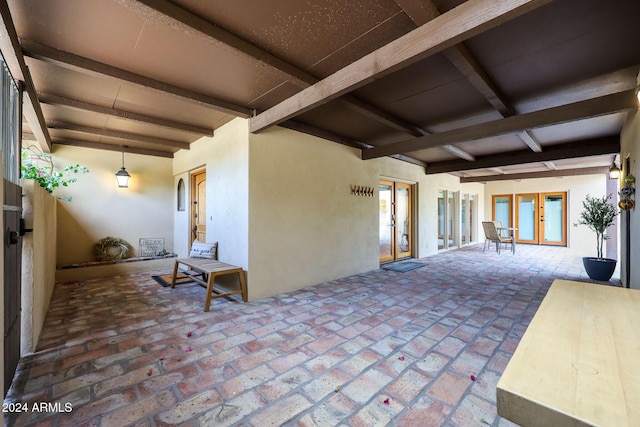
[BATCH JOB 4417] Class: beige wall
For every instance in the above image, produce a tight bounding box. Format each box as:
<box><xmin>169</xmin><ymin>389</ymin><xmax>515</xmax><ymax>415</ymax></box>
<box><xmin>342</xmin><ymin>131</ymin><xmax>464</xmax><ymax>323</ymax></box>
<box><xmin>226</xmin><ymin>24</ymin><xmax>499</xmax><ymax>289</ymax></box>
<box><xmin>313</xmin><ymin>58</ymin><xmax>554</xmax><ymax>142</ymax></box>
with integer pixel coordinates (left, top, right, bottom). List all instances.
<box><xmin>172</xmin><ymin>119</ymin><xmax>485</xmax><ymax>301</ymax></box>
<box><xmin>51</xmin><ymin>145</ymin><xmax>174</xmax><ymax>266</ymax></box>
<box><xmin>173</xmin><ymin>118</ymin><xmax>250</xmax><ymax>267</ymax></box>
<box><xmin>21</xmin><ymin>180</ymin><xmax>57</xmax><ymax>353</ymax></box>
<box><xmin>246</xmin><ymin>125</ymin><xmax>485</xmax><ymax>299</ymax></box>
<box><xmin>620</xmin><ymin>100</ymin><xmax>640</xmax><ymax>289</ymax></box>
<box><xmin>483</xmin><ymin>174</ymin><xmax>608</xmax><ymax>257</ymax></box>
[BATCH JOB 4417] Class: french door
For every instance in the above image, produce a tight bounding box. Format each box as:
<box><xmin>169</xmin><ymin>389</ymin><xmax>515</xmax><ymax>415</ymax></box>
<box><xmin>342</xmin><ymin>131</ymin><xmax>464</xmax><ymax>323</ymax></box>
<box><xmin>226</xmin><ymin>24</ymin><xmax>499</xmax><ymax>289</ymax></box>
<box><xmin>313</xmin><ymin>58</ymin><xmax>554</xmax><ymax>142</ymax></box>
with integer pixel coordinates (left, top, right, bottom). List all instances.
<box><xmin>190</xmin><ymin>170</ymin><xmax>206</xmax><ymax>245</ymax></box>
<box><xmin>515</xmin><ymin>192</ymin><xmax>567</xmax><ymax>245</ymax></box>
<box><xmin>379</xmin><ymin>180</ymin><xmax>412</xmax><ymax>263</ymax></box>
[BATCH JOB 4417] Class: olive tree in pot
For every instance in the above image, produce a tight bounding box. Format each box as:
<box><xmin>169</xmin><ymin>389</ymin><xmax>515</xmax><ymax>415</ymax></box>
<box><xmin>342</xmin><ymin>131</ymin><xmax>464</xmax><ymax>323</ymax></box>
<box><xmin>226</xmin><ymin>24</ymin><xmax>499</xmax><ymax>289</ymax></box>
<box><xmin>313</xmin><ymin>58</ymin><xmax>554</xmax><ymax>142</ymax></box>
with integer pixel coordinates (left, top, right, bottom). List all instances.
<box><xmin>574</xmin><ymin>194</ymin><xmax>619</xmax><ymax>281</ymax></box>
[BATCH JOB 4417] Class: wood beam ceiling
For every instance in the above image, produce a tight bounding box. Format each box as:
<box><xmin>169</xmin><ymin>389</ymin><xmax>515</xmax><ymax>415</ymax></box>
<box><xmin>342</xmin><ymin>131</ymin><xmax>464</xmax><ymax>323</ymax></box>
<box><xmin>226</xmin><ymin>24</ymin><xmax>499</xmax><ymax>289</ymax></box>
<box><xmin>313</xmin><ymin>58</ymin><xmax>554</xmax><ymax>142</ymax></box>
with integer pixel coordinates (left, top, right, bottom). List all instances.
<box><xmin>47</xmin><ymin>121</ymin><xmax>190</xmax><ymax>150</ymax></box>
<box><xmin>426</xmin><ymin>136</ymin><xmax>620</xmax><ymax>174</ymax></box>
<box><xmin>250</xmin><ymin>0</ymin><xmax>552</xmax><ymax>133</ymax></box>
<box><xmin>0</xmin><ymin>0</ymin><xmax>51</xmax><ymax>151</ymax></box>
<box><xmin>362</xmin><ymin>89</ymin><xmax>637</xmax><ymax>160</ymax></box>
<box><xmin>460</xmin><ymin>166</ymin><xmax>609</xmax><ymax>183</ymax></box>
<box><xmin>397</xmin><ymin>0</ymin><xmax>543</xmax><ymax>154</ymax></box>
<box><xmin>38</xmin><ymin>93</ymin><xmax>213</xmax><ymax>135</ymax></box>
<box><xmin>116</xmin><ymin>0</ymin><xmax>442</xmax><ymax>161</ymax></box>
<box><xmin>53</xmin><ymin>138</ymin><xmax>174</xmax><ymax>158</ymax></box>
<box><xmin>21</xmin><ymin>39</ymin><xmax>253</xmax><ymax>117</ymax></box>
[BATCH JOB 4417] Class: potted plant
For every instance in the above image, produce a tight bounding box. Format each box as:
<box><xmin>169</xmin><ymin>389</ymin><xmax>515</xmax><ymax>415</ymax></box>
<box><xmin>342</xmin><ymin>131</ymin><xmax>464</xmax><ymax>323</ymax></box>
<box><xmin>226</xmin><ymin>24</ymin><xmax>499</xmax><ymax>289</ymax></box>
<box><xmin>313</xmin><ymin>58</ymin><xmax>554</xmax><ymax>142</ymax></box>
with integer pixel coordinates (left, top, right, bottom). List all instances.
<box><xmin>574</xmin><ymin>193</ymin><xmax>619</xmax><ymax>281</ymax></box>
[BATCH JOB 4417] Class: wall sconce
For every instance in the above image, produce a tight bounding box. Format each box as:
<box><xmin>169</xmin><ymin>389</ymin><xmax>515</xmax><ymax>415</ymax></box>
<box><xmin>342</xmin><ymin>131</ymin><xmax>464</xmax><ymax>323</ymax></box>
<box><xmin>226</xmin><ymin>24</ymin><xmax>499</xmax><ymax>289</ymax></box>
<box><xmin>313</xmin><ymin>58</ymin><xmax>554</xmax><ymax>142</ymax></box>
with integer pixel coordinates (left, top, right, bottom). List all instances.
<box><xmin>608</xmin><ymin>160</ymin><xmax>621</xmax><ymax>180</ymax></box>
<box><xmin>115</xmin><ymin>146</ymin><xmax>131</xmax><ymax>188</ymax></box>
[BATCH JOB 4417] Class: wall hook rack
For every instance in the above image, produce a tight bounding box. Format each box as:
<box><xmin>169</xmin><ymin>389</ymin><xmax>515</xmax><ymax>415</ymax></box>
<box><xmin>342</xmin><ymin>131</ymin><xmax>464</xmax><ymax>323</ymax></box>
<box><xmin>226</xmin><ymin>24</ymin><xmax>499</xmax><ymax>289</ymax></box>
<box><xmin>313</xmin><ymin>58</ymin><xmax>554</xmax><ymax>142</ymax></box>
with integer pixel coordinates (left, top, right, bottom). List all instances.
<box><xmin>351</xmin><ymin>185</ymin><xmax>374</xmax><ymax>197</ymax></box>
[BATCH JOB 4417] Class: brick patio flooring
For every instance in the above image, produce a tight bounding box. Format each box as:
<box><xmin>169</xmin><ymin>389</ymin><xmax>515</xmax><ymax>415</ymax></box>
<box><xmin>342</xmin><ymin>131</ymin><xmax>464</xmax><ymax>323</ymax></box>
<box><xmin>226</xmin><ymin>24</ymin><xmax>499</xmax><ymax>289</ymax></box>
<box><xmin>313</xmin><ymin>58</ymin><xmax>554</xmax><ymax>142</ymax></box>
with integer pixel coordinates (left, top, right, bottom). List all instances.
<box><xmin>5</xmin><ymin>244</ymin><xmax>619</xmax><ymax>426</ymax></box>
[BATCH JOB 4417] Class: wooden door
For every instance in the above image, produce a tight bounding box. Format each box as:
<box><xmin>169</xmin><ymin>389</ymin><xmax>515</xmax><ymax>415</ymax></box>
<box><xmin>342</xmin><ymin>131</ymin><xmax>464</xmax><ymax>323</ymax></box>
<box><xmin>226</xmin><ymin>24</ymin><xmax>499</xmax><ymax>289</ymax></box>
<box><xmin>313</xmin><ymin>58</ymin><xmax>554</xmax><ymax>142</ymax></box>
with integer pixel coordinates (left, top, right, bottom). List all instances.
<box><xmin>515</xmin><ymin>192</ymin><xmax>567</xmax><ymax>246</ymax></box>
<box><xmin>515</xmin><ymin>193</ymin><xmax>539</xmax><ymax>244</ymax></box>
<box><xmin>379</xmin><ymin>180</ymin><xmax>413</xmax><ymax>262</ymax></box>
<box><xmin>540</xmin><ymin>192</ymin><xmax>567</xmax><ymax>246</ymax></box>
<box><xmin>190</xmin><ymin>170</ymin><xmax>206</xmax><ymax>244</ymax></box>
<box><xmin>4</xmin><ymin>180</ymin><xmax>22</xmax><ymax>395</ymax></box>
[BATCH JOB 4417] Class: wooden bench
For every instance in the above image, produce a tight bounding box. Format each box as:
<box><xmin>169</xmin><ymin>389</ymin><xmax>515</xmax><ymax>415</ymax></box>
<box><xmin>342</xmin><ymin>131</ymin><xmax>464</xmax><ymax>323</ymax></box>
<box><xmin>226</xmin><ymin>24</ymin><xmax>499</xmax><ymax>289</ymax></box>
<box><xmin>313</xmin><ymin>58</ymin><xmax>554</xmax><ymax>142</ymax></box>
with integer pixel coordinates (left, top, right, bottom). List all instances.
<box><xmin>171</xmin><ymin>258</ymin><xmax>247</xmax><ymax>312</ymax></box>
<box><xmin>497</xmin><ymin>279</ymin><xmax>640</xmax><ymax>426</ymax></box>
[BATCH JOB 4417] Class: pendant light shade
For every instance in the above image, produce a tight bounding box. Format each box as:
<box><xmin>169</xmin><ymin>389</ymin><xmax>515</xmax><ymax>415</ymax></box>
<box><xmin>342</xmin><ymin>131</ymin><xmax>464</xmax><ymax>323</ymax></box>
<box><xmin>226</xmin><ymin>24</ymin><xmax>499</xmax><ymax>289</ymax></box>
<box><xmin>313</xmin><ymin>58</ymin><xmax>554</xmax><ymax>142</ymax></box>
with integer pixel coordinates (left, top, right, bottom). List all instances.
<box><xmin>608</xmin><ymin>161</ymin><xmax>621</xmax><ymax>180</ymax></box>
<box><xmin>116</xmin><ymin>146</ymin><xmax>131</xmax><ymax>188</ymax></box>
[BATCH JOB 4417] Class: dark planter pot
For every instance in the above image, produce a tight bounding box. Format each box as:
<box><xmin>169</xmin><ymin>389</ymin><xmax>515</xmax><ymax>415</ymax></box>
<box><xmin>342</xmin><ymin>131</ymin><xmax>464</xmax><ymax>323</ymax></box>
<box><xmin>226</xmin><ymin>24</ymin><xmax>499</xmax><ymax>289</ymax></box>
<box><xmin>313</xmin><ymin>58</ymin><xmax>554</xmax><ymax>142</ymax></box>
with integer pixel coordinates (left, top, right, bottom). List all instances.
<box><xmin>582</xmin><ymin>257</ymin><xmax>617</xmax><ymax>281</ymax></box>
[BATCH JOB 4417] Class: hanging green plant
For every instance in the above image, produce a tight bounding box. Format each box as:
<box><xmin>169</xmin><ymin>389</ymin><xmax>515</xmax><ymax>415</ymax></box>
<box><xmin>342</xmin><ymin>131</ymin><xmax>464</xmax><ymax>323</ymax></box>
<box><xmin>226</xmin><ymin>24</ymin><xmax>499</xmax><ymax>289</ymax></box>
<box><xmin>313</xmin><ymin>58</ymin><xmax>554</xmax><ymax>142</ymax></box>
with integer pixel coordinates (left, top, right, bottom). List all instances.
<box><xmin>20</xmin><ymin>147</ymin><xmax>89</xmax><ymax>199</ymax></box>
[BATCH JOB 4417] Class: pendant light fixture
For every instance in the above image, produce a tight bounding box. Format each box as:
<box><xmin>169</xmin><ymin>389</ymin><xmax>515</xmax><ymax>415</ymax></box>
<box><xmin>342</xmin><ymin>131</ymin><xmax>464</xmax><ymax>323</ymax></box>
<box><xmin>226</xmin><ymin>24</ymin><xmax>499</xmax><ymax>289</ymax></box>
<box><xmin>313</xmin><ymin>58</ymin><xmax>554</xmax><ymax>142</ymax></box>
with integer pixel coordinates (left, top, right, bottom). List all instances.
<box><xmin>115</xmin><ymin>145</ymin><xmax>131</xmax><ymax>188</ymax></box>
<box><xmin>608</xmin><ymin>160</ymin><xmax>621</xmax><ymax>180</ymax></box>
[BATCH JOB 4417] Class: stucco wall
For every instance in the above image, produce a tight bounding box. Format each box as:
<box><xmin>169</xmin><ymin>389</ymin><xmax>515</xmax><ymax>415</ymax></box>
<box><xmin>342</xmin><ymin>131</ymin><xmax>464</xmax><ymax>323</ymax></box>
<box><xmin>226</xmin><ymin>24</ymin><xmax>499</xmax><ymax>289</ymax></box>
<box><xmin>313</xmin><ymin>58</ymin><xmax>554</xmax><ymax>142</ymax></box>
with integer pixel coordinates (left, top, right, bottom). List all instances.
<box><xmin>173</xmin><ymin>118</ymin><xmax>249</xmax><ymax>268</ymax></box>
<box><xmin>620</xmin><ymin>106</ymin><xmax>639</xmax><ymax>289</ymax></box>
<box><xmin>483</xmin><ymin>174</ymin><xmax>608</xmax><ymax>257</ymax></box>
<box><xmin>247</xmin><ymin>126</ymin><xmax>485</xmax><ymax>300</ymax></box>
<box><xmin>172</xmin><ymin>118</ymin><xmax>485</xmax><ymax>301</ymax></box>
<box><xmin>51</xmin><ymin>145</ymin><xmax>174</xmax><ymax>266</ymax></box>
<box><xmin>21</xmin><ymin>180</ymin><xmax>57</xmax><ymax>354</ymax></box>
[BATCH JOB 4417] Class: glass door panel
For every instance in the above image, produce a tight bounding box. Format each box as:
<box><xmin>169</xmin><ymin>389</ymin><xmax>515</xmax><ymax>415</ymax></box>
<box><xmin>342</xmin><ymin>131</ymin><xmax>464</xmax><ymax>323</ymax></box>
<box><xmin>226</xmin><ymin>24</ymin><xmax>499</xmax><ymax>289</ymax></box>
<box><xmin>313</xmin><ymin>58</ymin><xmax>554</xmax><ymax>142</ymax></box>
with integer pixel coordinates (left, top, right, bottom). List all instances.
<box><xmin>379</xmin><ymin>181</ymin><xmax>394</xmax><ymax>262</ymax></box>
<box><xmin>447</xmin><ymin>191</ymin><xmax>457</xmax><ymax>248</ymax></box>
<box><xmin>492</xmin><ymin>195</ymin><xmax>513</xmax><ymax>228</ymax></box>
<box><xmin>541</xmin><ymin>193</ymin><xmax>567</xmax><ymax>245</ymax></box>
<box><xmin>513</xmin><ymin>192</ymin><xmax>567</xmax><ymax>246</ymax></box>
<box><xmin>380</xmin><ymin>180</ymin><xmax>413</xmax><ymax>262</ymax></box>
<box><xmin>438</xmin><ymin>189</ymin><xmax>459</xmax><ymax>250</ymax></box>
<box><xmin>516</xmin><ymin>194</ymin><xmax>538</xmax><ymax>244</ymax></box>
<box><xmin>438</xmin><ymin>190</ymin><xmax>445</xmax><ymax>250</ymax></box>
<box><xmin>396</xmin><ymin>183</ymin><xmax>411</xmax><ymax>258</ymax></box>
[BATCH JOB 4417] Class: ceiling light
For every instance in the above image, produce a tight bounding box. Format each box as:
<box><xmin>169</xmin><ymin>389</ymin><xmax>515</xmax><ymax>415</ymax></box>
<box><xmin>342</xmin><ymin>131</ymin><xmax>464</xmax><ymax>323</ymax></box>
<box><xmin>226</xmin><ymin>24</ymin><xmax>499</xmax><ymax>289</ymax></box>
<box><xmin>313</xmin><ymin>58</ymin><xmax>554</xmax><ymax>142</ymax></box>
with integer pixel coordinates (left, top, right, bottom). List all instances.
<box><xmin>116</xmin><ymin>146</ymin><xmax>131</xmax><ymax>188</ymax></box>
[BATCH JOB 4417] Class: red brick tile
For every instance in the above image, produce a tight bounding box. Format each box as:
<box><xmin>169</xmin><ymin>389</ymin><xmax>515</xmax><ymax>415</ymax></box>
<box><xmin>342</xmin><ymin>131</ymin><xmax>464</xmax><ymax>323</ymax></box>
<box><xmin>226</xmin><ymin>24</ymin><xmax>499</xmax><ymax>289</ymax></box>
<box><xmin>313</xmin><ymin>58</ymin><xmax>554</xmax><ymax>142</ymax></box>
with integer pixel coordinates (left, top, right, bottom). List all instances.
<box><xmin>259</xmin><ymin>366</ymin><xmax>313</xmax><ymax>401</ymax></box>
<box><xmin>302</xmin><ymin>367</ymin><xmax>353</xmax><ymax>401</ymax></box>
<box><xmin>387</xmin><ymin>369</ymin><xmax>432</xmax><ymax>404</ymax></box>
<box><xmin>395</xmin><ymin>396</ymin><xmax>451</xmax><ymax>427</ymax></box>
<box><xmin>268</xmin><ymin>347</ymin><xmax>314</xmax><ymax>374</ymax></box>
<box><xmin>100</xmin><ymin>389</ymin><xmax>177</xmax><ymax>426</ymax></box>
<box><xmin>248</xmin><ymin>393</ymin><xmax>312</xmax><ymax>426</ymax></box>
<box><xmin>155</xmin><ymin>389</ymin><xmax>223</xmax><ymax>424</ymax></box>
<box><xmin>428</xmin><ymin>371</ymin><xmax>471</xmax><ymax>406</ymax></box>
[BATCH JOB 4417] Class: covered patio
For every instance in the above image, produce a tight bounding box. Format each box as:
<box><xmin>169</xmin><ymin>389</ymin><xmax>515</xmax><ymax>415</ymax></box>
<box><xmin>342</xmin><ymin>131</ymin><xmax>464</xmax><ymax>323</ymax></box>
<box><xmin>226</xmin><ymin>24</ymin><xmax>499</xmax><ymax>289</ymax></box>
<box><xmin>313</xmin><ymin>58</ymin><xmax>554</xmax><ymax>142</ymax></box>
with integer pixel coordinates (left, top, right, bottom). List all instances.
<box><xmin>6</xmin><ymin>244</ymin><xmax>618</xmax><ymax>426</ymax></box>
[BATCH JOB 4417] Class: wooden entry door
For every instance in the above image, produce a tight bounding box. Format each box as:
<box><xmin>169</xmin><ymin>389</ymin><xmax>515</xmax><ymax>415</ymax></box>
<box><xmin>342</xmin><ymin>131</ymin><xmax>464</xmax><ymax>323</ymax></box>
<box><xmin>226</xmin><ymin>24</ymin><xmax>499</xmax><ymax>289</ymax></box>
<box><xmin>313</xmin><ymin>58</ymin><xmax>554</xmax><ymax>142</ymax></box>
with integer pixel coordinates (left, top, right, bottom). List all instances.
<box><xmin>190</xmin><ymin>170</ymin><xmax>206</xmax><ymax>244</ymax></box>
<box><xmin>379</xmin><ymin>180</ymin><xmax>412</xmax><ymax>263</ymax></box>
<box><xmin>515</xmin><ymin>192</ymin><xmax>567</xmax><ymax>246</ymax></box>
<box><xmin>4</xmin><ymin>180</ymin><xmax>22</xmax><ymax>395</ymax></box>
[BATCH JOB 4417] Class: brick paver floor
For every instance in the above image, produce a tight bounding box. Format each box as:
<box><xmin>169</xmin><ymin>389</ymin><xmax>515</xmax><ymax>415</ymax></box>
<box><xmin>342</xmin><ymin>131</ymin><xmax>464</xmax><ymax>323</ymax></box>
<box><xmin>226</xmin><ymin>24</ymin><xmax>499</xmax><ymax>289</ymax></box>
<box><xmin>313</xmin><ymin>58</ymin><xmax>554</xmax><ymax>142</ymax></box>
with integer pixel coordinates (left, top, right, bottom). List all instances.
<box><xmin>5</xmin><ymin>243</ymin><xmax>620</xmax><ymax>426</ymax></box>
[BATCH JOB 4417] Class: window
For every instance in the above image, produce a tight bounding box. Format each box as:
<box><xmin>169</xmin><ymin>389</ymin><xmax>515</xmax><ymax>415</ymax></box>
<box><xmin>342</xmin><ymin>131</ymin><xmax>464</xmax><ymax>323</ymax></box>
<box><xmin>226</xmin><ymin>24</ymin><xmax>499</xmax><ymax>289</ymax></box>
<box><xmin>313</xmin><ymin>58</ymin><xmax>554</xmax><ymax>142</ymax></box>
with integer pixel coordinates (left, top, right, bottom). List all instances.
<box><xmin>177</xmin><ymin>178</ymin><xmax>186</xmax><ymax>211</ymax></box>
<box><xmin>1</xmin><ymin>55</ymin><xmax>21</xmax><ymax>183</ymax></box>
<box><xmin>438</xmin><ymin>189</ymin><xmax>459</xmax><ymax>250</ymax></box>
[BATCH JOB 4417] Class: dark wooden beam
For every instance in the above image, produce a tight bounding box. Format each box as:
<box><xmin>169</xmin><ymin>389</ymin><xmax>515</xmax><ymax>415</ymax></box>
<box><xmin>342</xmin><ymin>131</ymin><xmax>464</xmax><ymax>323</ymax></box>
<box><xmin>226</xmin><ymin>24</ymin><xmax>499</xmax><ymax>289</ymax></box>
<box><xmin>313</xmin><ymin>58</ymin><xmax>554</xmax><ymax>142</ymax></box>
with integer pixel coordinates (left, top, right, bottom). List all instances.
<box><xmin>47</xmin><ymin>121</ymin><xmax>191</xmax><ymax>150</ymax></box>
<box><xmin>280</xmin><ymin>120</ymin><xmax>371</xmax><ymax>150</ymax></box>
<box><xmin>363</xmin><ymin>90</ymin><xmax>636</xmax><ymax>160</ymax></box>
<box><xmin>460</xmin><ymin>166</ymin><xmax>609</xmax><ymax>183</ymax></box>
<box><xmin>53</xmin><ymin>138</ymin><xmax>174</xmax><ymax>158</ymax></box>
<box><xmin>250</xmin><ymin>0</ymin><xmax>552</xmax><ymax>133</ymax></box>
<box><xmin>397</xmin><ymin>0</ymin><xmax>545</xmax><ymax>153</ymax></box>
<box><xmin>280</xmin><ymin>121</ymin><xmax>427</xmax><ymax>169</ymax></box>
<box><xmin>426</xmin><ymin>136</ymin><xmax>620</xmax><ymax>174</ymax></box>
<box><xmin>116</xmin><ymin>0</ymin><xmax>317</xmax><ymax>89</ymax></box>
<box><xmin>21</xmin><ymin>39</ymin><xmax>252</xmax><ymax>117</ymax></box>
<box><xmin>39</xmin><ymin>93</ymin><xmax>213</xmax><ymax>135</ymax></box>
<box><xmin>119</xmin><ymin>0</ymin><xmax>453</xmax><ymax>154</ymax></box>
<box><xmin>0</xmin><ymin>1</ymin><xmax>52</xmax><ymax>151</ymax></box>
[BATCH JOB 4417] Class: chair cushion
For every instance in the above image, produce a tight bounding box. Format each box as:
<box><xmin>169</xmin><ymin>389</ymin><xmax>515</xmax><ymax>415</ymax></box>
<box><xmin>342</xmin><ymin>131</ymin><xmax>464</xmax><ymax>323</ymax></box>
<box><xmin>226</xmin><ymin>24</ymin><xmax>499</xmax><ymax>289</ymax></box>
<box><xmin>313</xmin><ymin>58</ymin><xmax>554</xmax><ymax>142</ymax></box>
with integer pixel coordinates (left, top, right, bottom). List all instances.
<box><xmin>189</xmin><ymin>241</ymin><xmax>218</xmax><ymax>259</ymax></box>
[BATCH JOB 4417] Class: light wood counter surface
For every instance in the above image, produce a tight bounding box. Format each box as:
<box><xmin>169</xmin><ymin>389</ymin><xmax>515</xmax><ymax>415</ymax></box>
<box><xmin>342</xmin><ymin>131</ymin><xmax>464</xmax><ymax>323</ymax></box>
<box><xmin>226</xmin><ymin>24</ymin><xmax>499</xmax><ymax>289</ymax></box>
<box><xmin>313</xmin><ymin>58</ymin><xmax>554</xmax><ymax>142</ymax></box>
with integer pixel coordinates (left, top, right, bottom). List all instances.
<box><xmin>497</xmin><ymin>279</ymin><xmax>640</xmax><ymax>427</ymax></box>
